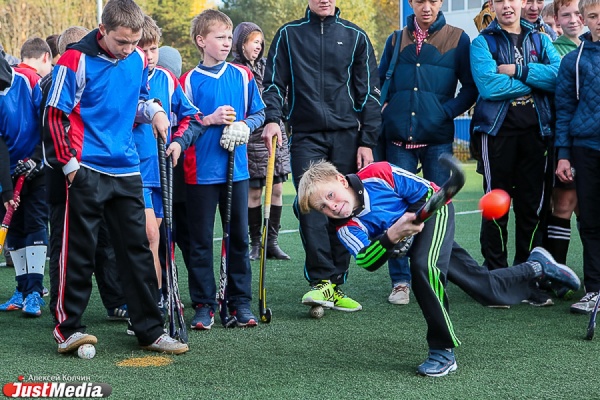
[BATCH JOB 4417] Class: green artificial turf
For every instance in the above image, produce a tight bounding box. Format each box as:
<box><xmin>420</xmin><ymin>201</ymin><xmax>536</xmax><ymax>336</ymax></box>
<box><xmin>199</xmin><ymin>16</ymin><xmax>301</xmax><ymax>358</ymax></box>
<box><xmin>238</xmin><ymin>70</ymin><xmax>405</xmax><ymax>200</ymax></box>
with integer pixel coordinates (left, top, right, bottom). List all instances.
<box><xmin>0</xmin><ymin>162</ymin><xmax>598</xmax><ymax>399</ymax></box>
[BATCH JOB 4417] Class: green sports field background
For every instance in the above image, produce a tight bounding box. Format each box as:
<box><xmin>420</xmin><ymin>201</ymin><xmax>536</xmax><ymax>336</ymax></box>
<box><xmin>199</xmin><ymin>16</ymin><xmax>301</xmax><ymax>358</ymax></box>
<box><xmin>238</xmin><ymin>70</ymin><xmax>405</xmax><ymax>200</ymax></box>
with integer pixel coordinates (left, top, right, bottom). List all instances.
<box><xmin>0</xmin><ymin>162</ymin><xmax>598</xmax><ymax>399</ymax></box>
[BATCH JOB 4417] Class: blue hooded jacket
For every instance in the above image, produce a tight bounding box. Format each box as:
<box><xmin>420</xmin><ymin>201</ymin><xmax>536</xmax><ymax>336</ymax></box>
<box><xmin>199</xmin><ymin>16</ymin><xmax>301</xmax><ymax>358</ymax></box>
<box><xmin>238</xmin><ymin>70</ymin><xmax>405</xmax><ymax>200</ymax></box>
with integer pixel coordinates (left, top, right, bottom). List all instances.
<box><xmin>555</xmin><ymin>32</ymin><xmax>600</xmax><ymax>160</ymax></box>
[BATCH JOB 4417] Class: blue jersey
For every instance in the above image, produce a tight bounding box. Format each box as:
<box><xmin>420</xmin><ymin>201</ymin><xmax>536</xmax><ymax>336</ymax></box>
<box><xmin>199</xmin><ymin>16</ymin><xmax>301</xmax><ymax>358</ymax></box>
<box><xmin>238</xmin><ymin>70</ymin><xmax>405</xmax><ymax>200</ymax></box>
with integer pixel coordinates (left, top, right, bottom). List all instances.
<box><xmin>45</xmin><ymin>30</ymin><xmax>153</xmax><ymax>176</ymax></box>
<box><xmin>132</xmin><ymin>66</ymin><xmax>200</xmax><ymax>188</ymax></box>
<box><xmin>0</xmin><ymin>67</ymin><xmax>41</xmax><ymax>173</ymax></box>
<box><xmin>336</xmin><ymin>162</ymin><xmax>430</xmax><ymax>257</ymax></box>
<box><xmin>180</xmin><ymin>62</ymin><xmax>265</xmax><ymax>184</ymax></box>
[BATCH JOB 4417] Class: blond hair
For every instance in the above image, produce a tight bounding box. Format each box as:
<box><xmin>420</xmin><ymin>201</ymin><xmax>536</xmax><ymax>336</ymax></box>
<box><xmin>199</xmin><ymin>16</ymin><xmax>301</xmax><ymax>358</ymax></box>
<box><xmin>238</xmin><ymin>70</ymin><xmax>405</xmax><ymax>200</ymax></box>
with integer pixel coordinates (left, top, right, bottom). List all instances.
<box><xmin>579</xmin><ymin>0</ymin><xmax>600</xmax><ymax>15</ymax></box>
<box><xmin>297</xmin><ymin>160</ymin><xmax>340</xmax><ymax>214</ymax></box>
<box><xmin>139</xmin><ymin>15</ymin><xmax>162</xmax><ymax>48</ymax></box>
<box><xmin>190</xmin><ymin>9</ymin><xmax>232</xmax><ymax>56</ymax></box>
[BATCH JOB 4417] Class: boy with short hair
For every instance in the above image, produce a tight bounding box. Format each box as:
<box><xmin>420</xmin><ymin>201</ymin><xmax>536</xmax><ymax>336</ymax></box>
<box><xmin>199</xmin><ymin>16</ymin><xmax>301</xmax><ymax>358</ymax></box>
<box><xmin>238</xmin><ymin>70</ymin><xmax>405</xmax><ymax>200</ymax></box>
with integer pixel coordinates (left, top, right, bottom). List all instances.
<box><xmin>181</xmin><ymin>9</ymin><xmax>264</xmax><ymax>330</ymax></box>
<box><xmin>553</xmin><ymin>0</ymin><xmax>584</xmax><ymax>55</ymax></box>
<box><xmin>524</xmin><ymin>0</ymin><xmax>559</xmax><ymax>39</ymax></box>
<box><xmin>470</xmin><ymin>0</ymin><xmax>561</xmax><ymax>294</ymax></box>
<box><xmin>542</xmin><ymin>3</ymin><xmax>563</xmax><ymax>36</ymax></box>
<box><xmin>0</xmin><ymin>54</ymin><xmax>48</xmax><ymax>318</ymax></box>
<box><xmin>540</xmin><ymin>0</ymin><xmax>584</xmax><ymax>296</ymax></box>
<box><xmin>133</xmin><ymin>15</ymin><xmax>202</xmax><ymax>314</ymax></box>
<box><xmin>44</xmin><ymin>0</ymin><xmax>188</xmax><ymax>354</ymax></box>
<box><xmin>554</xmin><ymin>0</ymin><xmax>600</xmax><ymax>314</ymax></box>
<box><xmin>297</xmin><ymin>160</ymin><xmax>580</xmax><ymax>377</ymax></box>
<box><xmin>18</xmin><ymin>37</ymin><xmax>52</xmax><ymax>77</ymax></box>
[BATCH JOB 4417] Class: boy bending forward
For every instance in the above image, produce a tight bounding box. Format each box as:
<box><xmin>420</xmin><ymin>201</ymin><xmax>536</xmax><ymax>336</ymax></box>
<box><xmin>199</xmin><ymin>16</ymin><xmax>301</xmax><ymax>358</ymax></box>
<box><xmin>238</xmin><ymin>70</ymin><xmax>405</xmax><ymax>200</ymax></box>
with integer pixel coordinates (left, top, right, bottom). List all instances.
<box><xmin>298</xmin><ymin>160</ymin><xmax>580</xmax><ymax>377</ymax></box>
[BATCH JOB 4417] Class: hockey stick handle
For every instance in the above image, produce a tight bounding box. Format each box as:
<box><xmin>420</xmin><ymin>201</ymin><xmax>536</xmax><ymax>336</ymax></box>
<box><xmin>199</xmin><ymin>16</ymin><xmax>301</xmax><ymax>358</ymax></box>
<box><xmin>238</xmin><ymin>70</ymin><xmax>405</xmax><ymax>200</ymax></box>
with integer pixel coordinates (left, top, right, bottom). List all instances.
<box><xmin>156</xmin><ymin>137</ymin><xmax>172</xmax><ymax>230</ymax></box>
<box><xmin>263</xmin><ymin>136</ymin><xmax>277</xmax><ymax>219</ymax></box>
<box><xmin>413</xmin><ymin>154</ymin><xmax>465</xmax><ymax>224</ymax></box>
<box><xmin>0</xmin><ymin>175</ymin><xmax>26</xmax><ymax>255</ymax></box>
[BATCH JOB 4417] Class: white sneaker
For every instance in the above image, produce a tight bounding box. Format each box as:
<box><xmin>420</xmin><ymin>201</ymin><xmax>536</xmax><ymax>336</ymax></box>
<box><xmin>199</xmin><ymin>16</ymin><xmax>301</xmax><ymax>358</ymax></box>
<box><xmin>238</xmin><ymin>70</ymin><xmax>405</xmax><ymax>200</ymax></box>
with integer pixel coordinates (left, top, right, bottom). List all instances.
<box><xmin>57</xmin><ymin>332</ymin><xmax>97</xmax><ymax>354</ymax></box>
<box><xmin>141</xmin><ymin>333</ymin><xmax>189</xmax><ymax>355</ymax></box>
<box><xmin>570</xmin><ymin>292</ymin><xmax>599</xmax><ymax>314</ymax></box>
<box><xmin>388</xmin><ymin>283</ymin><xmax>410</xmax><ymax>305</ymax></box>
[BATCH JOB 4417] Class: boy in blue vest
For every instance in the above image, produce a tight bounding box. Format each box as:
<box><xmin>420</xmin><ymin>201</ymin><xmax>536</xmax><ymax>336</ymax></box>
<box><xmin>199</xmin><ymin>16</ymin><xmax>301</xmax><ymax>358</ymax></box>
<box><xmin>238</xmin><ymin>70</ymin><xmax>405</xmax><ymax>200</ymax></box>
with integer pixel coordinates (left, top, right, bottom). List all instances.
<box><xmin>470</xmin><ymin>0</ymin><xmax>561</xmax><ymax>305</ymax></box>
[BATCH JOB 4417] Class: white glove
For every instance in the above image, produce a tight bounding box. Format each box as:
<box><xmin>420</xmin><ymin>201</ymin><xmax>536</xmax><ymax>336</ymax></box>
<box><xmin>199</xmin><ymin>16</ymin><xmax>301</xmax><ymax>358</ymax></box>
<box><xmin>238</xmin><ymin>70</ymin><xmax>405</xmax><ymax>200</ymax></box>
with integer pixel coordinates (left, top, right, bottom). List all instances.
<box><xmin>220</xmin><ymin>122</ymin><xmax>250</xmax><ymax>152</ymax></box>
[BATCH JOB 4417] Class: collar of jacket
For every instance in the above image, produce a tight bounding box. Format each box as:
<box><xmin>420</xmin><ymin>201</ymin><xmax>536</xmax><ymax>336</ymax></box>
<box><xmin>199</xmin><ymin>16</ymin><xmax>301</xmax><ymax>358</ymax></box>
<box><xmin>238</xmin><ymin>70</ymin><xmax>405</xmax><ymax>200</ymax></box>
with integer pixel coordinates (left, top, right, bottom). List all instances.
<box><xmin>481</xmin><ymin>18</ymin><xmax>534</xmax><ymax>36</ymax></box>
<box><xmin>305</xmin><ymin>6</ymin><xmax>340</xmax><ymax>24</ymax></box>
<box><xmin>68</xmin><ymin>28</ymin><xmax>115</xmax><ymax>59</ymax></box>
<box><xmin>579</xmin><ymin>31</ymin><xmax>600</xmax><ymax>46</ymax></box>
<box><xmin>406</xmin><ymin>11</ymin><xmax>447</xmax><ymax>35</ymax></box>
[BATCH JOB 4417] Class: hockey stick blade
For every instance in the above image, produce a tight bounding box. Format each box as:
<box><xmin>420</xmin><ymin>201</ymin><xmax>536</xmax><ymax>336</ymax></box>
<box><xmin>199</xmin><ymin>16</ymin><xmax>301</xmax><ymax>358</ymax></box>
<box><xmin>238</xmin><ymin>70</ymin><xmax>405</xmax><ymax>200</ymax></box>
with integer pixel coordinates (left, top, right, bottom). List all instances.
<box><xmin>414</xmin><ymin>154</ymin><xmax>465</xmax><ymax>224</ymax></box>
<box><xmin>585</xmin><ymin>295</ymin><xmax>600</xmax><ymax>340</ymax></box>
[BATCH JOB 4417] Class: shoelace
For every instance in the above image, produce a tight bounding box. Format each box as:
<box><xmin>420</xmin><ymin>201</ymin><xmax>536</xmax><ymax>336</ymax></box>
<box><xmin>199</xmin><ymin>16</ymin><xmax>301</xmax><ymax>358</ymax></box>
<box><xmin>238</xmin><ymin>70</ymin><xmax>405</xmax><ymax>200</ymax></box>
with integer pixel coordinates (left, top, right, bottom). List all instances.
<box><xmin>392</xmin><ymin>285</ymin><xmax>409</xmax><ymax>295</ymax></box>
<box><xmin>581</xmin><ymin>292</ymin><xmax>599</xmax><ymax>303</ymax></box>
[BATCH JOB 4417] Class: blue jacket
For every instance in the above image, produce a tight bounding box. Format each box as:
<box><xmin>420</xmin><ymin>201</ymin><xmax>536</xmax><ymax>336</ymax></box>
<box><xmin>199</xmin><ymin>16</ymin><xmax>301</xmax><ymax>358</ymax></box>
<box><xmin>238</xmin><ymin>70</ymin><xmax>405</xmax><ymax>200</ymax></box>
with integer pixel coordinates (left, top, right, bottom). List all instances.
<box><xmin>378</xmin><ymin>12</ymin><xmax>477</xmax><ymax>144</ymax></box>
<box><xmin>470</xmin><ymin>19</ymin><xmax>560</xmax><ymax>137</ymax></box>
<box><xmin>555</xmin><ymin>32</ymin><xmax>600</xmax><ymax>160</ymax></box>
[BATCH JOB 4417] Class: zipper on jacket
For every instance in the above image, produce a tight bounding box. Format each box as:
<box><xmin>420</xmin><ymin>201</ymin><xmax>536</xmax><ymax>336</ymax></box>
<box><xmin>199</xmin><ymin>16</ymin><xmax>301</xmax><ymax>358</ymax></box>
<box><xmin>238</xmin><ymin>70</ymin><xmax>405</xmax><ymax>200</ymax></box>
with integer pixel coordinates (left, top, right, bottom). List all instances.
<box><xmin>320</xmin><ymin>21</ymin><xmax>327</xmax><ymax>130</ymax></box>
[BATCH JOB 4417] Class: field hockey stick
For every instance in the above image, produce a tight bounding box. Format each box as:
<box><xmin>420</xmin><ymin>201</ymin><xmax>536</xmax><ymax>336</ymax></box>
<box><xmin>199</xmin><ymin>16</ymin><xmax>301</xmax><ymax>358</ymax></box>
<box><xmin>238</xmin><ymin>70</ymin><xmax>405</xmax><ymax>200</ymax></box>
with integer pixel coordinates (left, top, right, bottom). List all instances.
<box><xmin>0</xmin><ymin>175</ymin><xmax>25</xmax><ymax>255</ymax></box>
<box><xmin>258</xmin><ymin>136</ymin><xmax>277</xmax><ymax>323</ymax></box>
<box><xmin>218</xmin><ymin>149</ymin><xmax>237</xmax><ymax>328</ymax></box>
<box><xmin>157</xmin><ymin>137</ymin><xmax>188</xmax><ymax>343</ymax></box>
<box><xmin>413</xmin><ymin>154</ymin><xmax>466</xmax><ymax>224</ymax></box>
<box><xmin>585</xmin><ymin>294</ymin><xmax>600</xmax><ymax>340</ymax></box>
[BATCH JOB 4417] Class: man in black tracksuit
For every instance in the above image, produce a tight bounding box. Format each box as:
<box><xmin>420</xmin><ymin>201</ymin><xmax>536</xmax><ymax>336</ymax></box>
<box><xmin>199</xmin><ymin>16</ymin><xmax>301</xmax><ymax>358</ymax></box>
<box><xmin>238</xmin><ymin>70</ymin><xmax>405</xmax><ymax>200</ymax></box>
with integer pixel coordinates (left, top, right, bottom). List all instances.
<box><xmin>261</xmin><ymin>0</ymin><xmax>381</xmax><ymax>311</ymax></box>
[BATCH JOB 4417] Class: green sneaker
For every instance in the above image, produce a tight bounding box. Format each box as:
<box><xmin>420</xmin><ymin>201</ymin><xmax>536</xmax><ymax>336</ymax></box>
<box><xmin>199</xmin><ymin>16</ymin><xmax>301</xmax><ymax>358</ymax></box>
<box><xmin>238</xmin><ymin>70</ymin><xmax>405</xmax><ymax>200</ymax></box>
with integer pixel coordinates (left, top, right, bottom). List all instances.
<box><xmin>302</xmin><ymin>280</ymin><xmax>334</xmax><ymax>308</ymax></box>
<box><xmin>332</xmin><ymin>285</ymin><xmax>362</xmax><ymax>312</ymax></box>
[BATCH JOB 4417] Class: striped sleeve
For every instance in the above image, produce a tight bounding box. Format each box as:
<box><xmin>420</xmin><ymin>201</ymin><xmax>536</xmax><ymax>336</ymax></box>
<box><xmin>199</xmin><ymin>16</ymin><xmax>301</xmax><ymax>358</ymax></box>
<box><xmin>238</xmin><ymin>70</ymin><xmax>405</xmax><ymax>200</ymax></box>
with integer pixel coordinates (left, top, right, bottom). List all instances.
<box><xmin>337</xmin><ymin>220</ymin><xmax>397</xmax><ymax>272</ymax></box>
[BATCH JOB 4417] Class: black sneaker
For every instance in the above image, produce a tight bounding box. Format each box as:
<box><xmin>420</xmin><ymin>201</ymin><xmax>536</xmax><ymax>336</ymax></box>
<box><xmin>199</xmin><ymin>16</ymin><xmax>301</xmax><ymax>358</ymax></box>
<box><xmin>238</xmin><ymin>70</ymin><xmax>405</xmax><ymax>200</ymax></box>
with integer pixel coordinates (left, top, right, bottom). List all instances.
<box><xmin>230</xmin><ymin>307</ymin><xmax>257</xmax><ymax>328</ymax></box>
<box><xmin>523</xmin><ymin>285</ymin><xmax>554</xmax><ymax>307</ymax></box>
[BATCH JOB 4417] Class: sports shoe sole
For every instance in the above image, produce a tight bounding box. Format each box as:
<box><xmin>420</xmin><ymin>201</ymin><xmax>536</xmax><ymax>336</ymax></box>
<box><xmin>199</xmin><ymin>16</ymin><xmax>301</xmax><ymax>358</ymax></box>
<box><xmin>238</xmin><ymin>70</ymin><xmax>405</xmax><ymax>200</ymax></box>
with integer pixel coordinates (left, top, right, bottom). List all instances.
<box><xmin>0</xmin><ymin>305</ymin><xmax>23</xmax><ymax>311</ymax></box>
<box><xmin>57</xmin><ymin>335</ymin><xmax>98</xmax><ymax>354</ymax></box>
<box><xmin>302</xmin><ymin>298</ymin><xmax>334</xmax><ymax>308</ymax></box>
<box><xmin>235</xmin><ymin>319</ymin><xmax>258</xmax><ymax>328</ymax></box>
<box><xmin>332</xmin><ymin>304</ymin><xmax>363</xmax><ymax>312</ymax></box>
<box><xmin>570</xmin><ymin>306</ymin><xmax>594</xmax><ymax>315</ymax></box>
<box><xmin>22</xmin><ymin>309</ymin><xmax>42</xmax><ymax>317</ymax></box>
<box><xmin>140</xmin><ymin>344</ymin><xmax>189</xmax><ymax>355</ymax></box>
<box><xmin>417</xmin><ymin>361</ymin><xmax>458</xmax><ymax>377</ymax></box>
<box><xmin>191</xmin><ymin>322</ymin><xmax>213</xmax><ymax>330</ymax></box>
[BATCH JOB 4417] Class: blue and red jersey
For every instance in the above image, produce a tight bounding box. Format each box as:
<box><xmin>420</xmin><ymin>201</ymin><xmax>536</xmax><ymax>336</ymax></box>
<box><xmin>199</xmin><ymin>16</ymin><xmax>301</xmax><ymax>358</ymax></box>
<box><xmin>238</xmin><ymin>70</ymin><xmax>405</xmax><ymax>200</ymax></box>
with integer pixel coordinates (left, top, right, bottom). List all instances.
<box><xmin>0</xmin><ymin>66</ymin><xmax>41</xmax><ymax>173</ymax></box>
<box><xmin>336</xmin><ymin>162</ymin><xmax>430</xmax><ymax>257</ymax></box>
<box><xmin>180</xmin><ymin>62</ymin><xmax>265</xmax><ymax>185</ymax></box>
<box><xmin>45</xmin><ymin>29</ymin><xmax>157</xmax><ymax>176</ymax></box>
<box><xmin>132</xmin><ymin>66</ymin><xmax>202</xmax><ymax>188</ymax></box>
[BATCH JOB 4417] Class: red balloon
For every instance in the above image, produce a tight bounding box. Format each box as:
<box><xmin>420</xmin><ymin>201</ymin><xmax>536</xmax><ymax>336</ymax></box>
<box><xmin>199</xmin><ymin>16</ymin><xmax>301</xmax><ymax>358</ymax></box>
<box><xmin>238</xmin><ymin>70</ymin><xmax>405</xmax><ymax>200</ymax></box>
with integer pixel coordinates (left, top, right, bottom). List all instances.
<box><xmin>479</xmin><ymin>189</ymin><xmax>511</xmax><ymax>220</ymax></box>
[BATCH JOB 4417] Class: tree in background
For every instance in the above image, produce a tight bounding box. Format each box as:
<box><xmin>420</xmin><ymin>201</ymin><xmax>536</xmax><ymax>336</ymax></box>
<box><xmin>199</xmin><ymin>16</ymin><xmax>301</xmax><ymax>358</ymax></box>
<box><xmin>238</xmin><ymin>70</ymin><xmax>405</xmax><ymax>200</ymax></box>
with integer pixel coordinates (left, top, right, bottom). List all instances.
<box><xmin>220</xmin><ymin>0</ymin><xmax>396</xmax><ymax>58</ymax></box>
<box><xmin>1</xmin><ymin>0</ymin><xmax>399</xmax><ymax>74</ymax></box>
<box><xmin>0</xmin><ymin>0</ymin><xmax>97</xmax><ymax>56</ymax></box>
<box><xmin>145</xmin><ymin>0</ymin><xmax>217</xmax><ymax>72</ymax></box>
